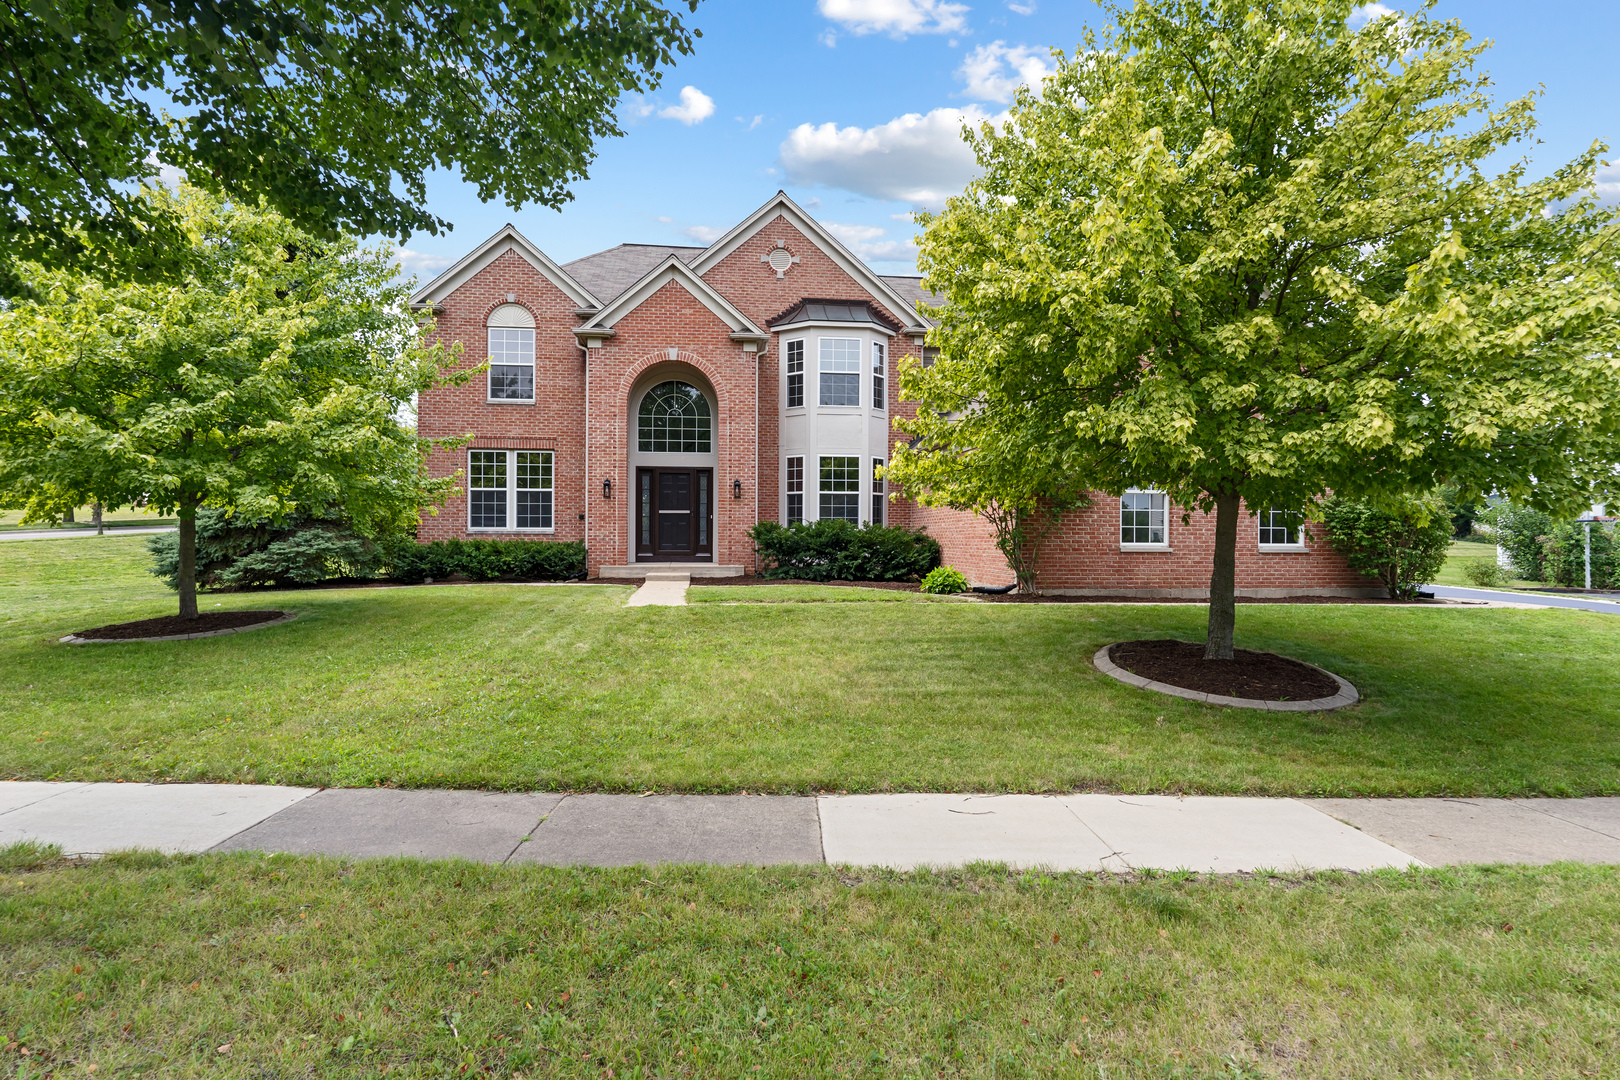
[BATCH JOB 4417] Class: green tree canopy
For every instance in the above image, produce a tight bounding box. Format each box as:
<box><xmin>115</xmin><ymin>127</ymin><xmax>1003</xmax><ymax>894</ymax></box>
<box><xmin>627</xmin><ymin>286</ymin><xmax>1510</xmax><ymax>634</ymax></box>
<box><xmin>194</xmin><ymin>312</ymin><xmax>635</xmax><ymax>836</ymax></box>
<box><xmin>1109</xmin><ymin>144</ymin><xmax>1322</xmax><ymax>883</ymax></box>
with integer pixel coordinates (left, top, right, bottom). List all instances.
<box><xmin>0</xmin><ymin>186</ymin><xmax>468</xmax><ymax>618</ymax></box>
<box><xmin>891</xmin><ymin>0</ymin><xmax>1620</xmax><ymax>657</ymax></box>
<box><xmin>0</xmin><ymin>0</ymin><xmax>699</xmax><ymax>290</ymax></box>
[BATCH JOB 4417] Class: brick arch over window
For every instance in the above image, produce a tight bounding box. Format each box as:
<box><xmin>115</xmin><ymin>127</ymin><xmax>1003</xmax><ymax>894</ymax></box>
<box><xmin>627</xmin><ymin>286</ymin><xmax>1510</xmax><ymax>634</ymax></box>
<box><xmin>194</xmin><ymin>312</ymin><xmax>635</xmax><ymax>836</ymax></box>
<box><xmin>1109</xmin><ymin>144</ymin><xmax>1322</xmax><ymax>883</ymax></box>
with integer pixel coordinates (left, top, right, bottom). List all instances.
<box><xmin>617</xmin><ymin>348</ymin><xmax>730</xmax><ymax>412</ymax></box>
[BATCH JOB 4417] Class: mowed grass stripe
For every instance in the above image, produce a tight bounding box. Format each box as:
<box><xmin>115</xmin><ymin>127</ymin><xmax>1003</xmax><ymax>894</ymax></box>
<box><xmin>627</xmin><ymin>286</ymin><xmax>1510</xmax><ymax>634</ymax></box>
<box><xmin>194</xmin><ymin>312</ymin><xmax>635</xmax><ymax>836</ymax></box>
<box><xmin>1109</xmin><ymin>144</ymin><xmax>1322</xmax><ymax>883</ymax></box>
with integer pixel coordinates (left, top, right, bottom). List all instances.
<box><xmin>3</xmin><ymin>536</ymin><xmax>1618</xmax><ymax>795</ymax></box>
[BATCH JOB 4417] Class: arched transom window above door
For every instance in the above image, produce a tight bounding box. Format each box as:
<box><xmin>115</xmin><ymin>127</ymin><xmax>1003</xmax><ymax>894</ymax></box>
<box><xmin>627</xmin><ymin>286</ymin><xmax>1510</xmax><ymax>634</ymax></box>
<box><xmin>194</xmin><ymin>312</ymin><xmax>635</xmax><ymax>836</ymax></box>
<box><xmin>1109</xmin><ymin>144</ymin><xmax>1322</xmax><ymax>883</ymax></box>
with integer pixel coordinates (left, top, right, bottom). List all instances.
<box><xmin>638</xmin><ymin>380</ymin><xmax>712</xmax><ymax>454</ymax></box>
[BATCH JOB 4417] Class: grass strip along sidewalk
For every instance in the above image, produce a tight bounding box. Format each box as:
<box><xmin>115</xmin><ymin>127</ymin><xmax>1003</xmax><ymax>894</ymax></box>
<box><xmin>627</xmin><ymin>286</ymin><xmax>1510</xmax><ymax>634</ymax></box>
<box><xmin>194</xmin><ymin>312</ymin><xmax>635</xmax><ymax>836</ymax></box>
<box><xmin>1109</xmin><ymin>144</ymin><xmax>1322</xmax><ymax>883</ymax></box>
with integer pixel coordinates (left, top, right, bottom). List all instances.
<box><xmin>1</xmin><ymin>845</ymin><xmax>1615</xmax><ymax>1079</ymax></box>
<box><xmin>5</xmin><ymin>536</ymin><xmax>1620</xmax><ymax>796</ymax></box>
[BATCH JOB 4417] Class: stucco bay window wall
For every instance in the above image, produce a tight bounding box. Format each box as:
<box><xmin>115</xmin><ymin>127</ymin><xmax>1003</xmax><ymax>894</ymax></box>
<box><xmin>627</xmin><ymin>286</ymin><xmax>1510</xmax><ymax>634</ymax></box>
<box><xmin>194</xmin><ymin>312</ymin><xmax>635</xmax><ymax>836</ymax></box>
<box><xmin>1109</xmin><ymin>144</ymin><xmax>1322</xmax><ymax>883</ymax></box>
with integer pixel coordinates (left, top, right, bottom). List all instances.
<box><xmin>771</xmin><ymin>301</ymin><xmax>897</xmax><ymax>526</ymax></box>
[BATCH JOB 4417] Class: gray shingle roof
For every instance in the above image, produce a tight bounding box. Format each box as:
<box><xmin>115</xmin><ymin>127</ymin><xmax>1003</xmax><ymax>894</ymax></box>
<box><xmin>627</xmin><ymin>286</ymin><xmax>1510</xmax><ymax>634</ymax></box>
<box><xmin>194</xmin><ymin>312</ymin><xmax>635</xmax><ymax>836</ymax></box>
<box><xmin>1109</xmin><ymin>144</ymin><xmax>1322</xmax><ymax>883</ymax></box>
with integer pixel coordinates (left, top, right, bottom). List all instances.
<box><xmin>879</xmin><ymin>275</ymin><xmax>943</xmax><ymax>324</ymax></box>
<box><xmin>768</xmin><ymin>299</ymin><xmax>903</xmax><ymax>333</ymax></box>
<box><xmin>563</xmin><ymin>244</ymin><xmax>705</xmax><ymax>306</ymax></box>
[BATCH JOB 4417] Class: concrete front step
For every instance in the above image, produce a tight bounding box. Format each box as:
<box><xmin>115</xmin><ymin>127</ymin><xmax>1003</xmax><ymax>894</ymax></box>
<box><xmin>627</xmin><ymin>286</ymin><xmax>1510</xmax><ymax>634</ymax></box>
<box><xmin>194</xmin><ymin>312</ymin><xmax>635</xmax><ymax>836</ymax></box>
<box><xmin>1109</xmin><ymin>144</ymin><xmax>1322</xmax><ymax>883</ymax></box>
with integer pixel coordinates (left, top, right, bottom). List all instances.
<box><xmin>598</xmin><ymin>563</ymin><xmax>745</xmax><ymax>579</ymax></box>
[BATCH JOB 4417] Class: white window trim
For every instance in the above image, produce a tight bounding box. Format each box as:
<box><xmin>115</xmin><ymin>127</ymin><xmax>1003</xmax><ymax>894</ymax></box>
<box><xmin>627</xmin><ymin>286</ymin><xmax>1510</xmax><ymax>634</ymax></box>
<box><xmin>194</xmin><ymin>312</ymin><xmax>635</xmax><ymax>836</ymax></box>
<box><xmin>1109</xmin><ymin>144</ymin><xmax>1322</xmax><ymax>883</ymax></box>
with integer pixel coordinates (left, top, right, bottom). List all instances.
<box><xmin>1119</xmin><ymin>488</ymin><xmax>1171</xmax><ymax>550</ymax></box>
<box><xmin>816</xmin><ymin>336</ymin><xmax>864</xmax><ymax>410</ymax></box>
<box><xmin>784</xmin><ymin>338</ymin><xmax>807</xmax><ymax>412</ymax></box>
<box><xmin>467</xmin><ymin>449</ymin><xmax>556</xmax><ymax>533</ymax></box>
<box><xmin>871</xmin><ymin>341</ymin><xmax>887</xmax><ymax>413</ymax></box>
<box><xmin>1258</xmin><ymin>508</ymin><xmax>1308</xmax><ymax>551</ymax></box>
<box><xmin>486</xmin><ymin>323</ymin><xmax>536</xmax><ymax>405</ymax></box>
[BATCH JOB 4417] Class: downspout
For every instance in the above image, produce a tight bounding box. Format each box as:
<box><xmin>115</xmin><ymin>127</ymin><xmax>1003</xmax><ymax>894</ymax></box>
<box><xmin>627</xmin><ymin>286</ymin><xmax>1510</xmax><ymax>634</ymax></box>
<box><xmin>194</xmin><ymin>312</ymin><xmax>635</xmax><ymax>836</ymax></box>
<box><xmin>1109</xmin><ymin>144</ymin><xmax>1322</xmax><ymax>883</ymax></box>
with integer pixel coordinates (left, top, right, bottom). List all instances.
<box><xmin>583</xmin><ymin>343</ymin><xmax>590</xmax><ymax>575</ymax></box>
<box><xmin>754</xmin><ymin>343</ymin><xmax>760</xmax><ymax>575</ymax></box>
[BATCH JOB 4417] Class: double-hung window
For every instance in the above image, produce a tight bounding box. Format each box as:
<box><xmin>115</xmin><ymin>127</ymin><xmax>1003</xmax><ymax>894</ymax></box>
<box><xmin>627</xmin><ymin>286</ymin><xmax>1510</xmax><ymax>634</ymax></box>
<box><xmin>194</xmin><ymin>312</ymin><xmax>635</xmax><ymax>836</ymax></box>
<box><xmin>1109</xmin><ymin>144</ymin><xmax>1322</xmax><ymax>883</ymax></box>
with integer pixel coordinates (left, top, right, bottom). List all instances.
<box><xmin>786</xmin><ymin>456</ymin><xmax>804</xmax><ymax>525</ymax></box>
<box><xmin>1259</xmin><ymin>507</ymin><xmax>1303</xmax><ymax>547</ymax></box>
<box><xmin>785</xmin><ymin>340</ymin><xmax>805</xmax><ymax>409</ymax></box>
<box><xmin>469</xmin><ymin>449</ymin><xmax>554</xmax><ymax>531</ymax></box>
<box><xmin>819</xmin><ymin>456</ymin><xmax>860</xmax><ymax>523</ymax></box>
<box><xmin>819</xmin><ymin>338</ymin><xmax>861</xmax><ymax>406</ymax></box>
<box><xmin>871</xmin><ymin>342</ymin><xmax>886</xmax><ymax>410</ymax></box>
<box><xmin>1121</xmin><ymin>490</ymin><xmax>1167</xmax><ymax>546</ymax></box>
<box><xmin>871</xmin><ymin>458</ymin><xmax>885</xmax><ymax>525</ymax></box>
<box><xmin>486</xmin><ymin>304</ymin><xmax>536</xmax><ymax>402</ymax></box>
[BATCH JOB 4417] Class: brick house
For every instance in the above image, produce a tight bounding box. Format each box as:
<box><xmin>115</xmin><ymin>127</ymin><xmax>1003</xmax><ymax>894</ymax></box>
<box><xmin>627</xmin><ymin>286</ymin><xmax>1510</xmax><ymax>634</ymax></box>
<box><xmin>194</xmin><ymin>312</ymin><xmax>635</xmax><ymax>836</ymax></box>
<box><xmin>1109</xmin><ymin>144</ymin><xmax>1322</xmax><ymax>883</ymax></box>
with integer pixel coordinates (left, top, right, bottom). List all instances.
<box><xmin>410</xmin><ymin>192</ymin><xmax>1378</xmax><ymax>596</ymax></box>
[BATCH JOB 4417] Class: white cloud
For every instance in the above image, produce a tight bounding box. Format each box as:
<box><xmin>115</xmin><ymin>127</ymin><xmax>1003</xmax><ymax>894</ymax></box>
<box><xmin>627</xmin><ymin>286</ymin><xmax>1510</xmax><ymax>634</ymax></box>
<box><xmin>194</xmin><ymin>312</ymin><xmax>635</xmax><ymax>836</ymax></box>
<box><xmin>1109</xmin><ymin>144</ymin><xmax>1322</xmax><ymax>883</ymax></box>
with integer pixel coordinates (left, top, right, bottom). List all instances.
<box><xmin>395</xmin><ymin>248</ymin><xmax>454</xmax><ymax>275</ymax></box>
<box><xmin>817</xmin><ymin>0</ymin><xmax>969</xmax><ymax>39</ymax></box>
<box><xmin>957</xmin><ymin>41</ymin><xmax>1053</xmax><ymax>103</ymax></box>
<box><xmin>1008</xmin><ymin>1</ymin><xmax>1036</xmax><ymax>12</ymax></box>
<box><xmin>660</xmin><ymin>86</ymin><xmax>715</xmax><ymax>125</ymax></box>
<box><xmin>890</xmin><ymin>211</ymin><xmax>915</xmax><ymax>221</ymax></box>
<box><xmin>655</xmin><ymin>216</ymin><xmax>673</xmax><ymax>223</ymax></box>
<box><xmin>681</xmin><ymin>225</ymin><xmax>726</xmax><ymax>243</ymax></box>
<box><xmin>625</xmin><ymin>94</ymin><xmax>656</xmax><ymax>120</ymax></box>
<box><xmin>1349</xmin><ymin>3</ymin><xmax>1395</xmax><ymax>28</ymax></box>
<box><xmin>1593</xmin><ymin>161</ymin><xmax>1620</xmax><ymax>203</ymax></box>
<box><xmin>824</xmin><ymin>221</ymin><xmax>919</xmax><ymax>263</ymax></box>
<box><xmin>780</xmin><ymin>106</ymin><xmax>998</xmax><ymax>205</ymax></box>
<box><xmin>737</xmin><ymin>114</ymin><xmax>765</xmax><ymax>130</ymax></box>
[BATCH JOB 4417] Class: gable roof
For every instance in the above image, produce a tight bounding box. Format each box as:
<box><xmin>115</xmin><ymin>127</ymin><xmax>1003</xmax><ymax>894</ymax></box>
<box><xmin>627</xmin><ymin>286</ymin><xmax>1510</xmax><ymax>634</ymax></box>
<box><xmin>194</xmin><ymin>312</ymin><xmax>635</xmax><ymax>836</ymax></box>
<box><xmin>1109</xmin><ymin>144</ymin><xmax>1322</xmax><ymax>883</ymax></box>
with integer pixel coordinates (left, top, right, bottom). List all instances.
<box><xmin>688</xmin><ymin>192</ymin><xmax>933</xmax><ymax>333</ymax></box>
<box><xmin>564</xmin><ymin>244</ymin><xmax>705</xmax><ymax>306</ymax></box>
<box><xmin>577</xmin><ymin>255</ymin><xmax>767</xmax><ymax>343</ymax></box>
<box><xmin>409</xmin><ymin>224</ymin><xmax>601</xmax><ymax>310</ymax></box>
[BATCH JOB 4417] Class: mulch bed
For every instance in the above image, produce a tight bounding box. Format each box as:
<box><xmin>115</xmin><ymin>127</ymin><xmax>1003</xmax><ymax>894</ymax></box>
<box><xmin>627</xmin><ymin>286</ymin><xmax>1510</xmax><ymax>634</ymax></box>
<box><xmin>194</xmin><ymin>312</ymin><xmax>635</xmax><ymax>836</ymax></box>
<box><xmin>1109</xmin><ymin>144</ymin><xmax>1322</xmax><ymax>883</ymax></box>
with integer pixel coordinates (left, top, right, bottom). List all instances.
<box><xmin>688</xmin><ymin>577</ymin><xmax>920</xmax><ymax>591</ymax></box>
<box><xmin>983</xmin><ymin>593</ymin><xmax>1419</xmax><ymax>604</ymax></box>
<box><xmin>71</xmin><ymin>610</ymin><xmax>288</xmax><ymax>640</ymax></box>
<box><xmin>1109</xmin><ymin>639</ymin><xmax>1340</xmax><ymax>701</ymax></box>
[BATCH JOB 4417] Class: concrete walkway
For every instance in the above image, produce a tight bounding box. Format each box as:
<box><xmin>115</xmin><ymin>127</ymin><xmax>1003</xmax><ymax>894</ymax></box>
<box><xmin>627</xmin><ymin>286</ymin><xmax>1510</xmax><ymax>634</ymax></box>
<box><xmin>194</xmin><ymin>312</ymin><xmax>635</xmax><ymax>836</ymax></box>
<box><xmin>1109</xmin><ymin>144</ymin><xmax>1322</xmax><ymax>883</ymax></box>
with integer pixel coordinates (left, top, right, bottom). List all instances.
<box><xmin>625</xmin><ymin>570</ymin><xmax>690</xmax><ymax>607</ymax></box>
<box><xmin>0</xmin><ymin>525</ymin><xmax>177</xmax><ymax>543</ymax></box>
<box><xmin>4</xmin><ymin>782</ymin><xmax>1618</xmax><ymax>869</ymax></box>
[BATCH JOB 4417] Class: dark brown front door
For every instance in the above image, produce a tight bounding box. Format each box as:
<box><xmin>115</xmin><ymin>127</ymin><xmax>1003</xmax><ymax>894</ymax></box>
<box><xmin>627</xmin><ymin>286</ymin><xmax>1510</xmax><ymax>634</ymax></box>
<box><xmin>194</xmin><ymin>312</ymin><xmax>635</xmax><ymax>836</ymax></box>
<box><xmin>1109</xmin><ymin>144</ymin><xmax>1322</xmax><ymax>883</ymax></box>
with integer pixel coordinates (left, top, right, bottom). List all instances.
<box><xmin>636</xmin><ymin>468</ymin><xmax>712</xmax><ymax>561</ymax></box>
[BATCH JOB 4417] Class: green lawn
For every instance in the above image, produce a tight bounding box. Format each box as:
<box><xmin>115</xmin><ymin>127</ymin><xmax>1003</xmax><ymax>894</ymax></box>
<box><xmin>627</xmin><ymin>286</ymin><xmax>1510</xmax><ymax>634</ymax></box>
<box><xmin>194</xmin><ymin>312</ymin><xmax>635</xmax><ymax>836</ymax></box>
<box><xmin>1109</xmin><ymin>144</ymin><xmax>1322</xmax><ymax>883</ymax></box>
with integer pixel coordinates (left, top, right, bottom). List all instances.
<box><xmin>3</xmin><ymin>535</ymin><xmax>1620</xmax><ymax>796</ymax></box>
<box><xmin>1</xmin><ymin>846</ymin><xmax>1614</xmax><ymax>1079</ymax></box>
<box><xmin>1431</xmin><ymin>540</ymin><xmax>1550</xmax><ymax>590</ymax></box>
<box><xmin>0</xmin><ymin>504</ymin><xmax>176</xmax><ymax>532</ymax></box>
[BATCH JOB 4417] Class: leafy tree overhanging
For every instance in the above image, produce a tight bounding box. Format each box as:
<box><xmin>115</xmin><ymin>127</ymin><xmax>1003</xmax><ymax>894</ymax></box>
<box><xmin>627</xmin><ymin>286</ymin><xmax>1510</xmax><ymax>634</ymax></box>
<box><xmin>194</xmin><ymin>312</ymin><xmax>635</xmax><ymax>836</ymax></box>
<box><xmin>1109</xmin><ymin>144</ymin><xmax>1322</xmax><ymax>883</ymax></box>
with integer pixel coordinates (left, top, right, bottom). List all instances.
<box><xmin>890</xmin><ymin>0</ymin><xmax>1620</xmax><ymax>657</ymax></box>
<box><xmin>0</xmin><ymin>0</ymin><xmax>700</xmax><ymax>289</ymax></box>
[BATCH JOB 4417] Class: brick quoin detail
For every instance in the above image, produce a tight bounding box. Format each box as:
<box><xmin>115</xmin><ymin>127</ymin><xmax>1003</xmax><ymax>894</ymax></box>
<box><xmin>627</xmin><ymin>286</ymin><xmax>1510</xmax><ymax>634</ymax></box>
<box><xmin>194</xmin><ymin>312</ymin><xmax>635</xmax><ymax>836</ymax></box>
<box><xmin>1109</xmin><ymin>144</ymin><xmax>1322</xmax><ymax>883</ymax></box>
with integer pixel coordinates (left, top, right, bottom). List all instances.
<box><xmin>412</xmin><ymin>203</ymin><xmax>1378</xmax><ymax>594</ymax></box>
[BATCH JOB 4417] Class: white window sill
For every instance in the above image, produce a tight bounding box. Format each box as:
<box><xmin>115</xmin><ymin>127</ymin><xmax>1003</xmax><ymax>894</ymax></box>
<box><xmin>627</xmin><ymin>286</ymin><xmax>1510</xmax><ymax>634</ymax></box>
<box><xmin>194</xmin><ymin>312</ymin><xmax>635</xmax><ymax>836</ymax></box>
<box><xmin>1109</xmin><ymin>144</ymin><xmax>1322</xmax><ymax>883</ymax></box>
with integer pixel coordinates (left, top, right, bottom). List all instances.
<box><xmin>486</xmin><ymin>398</ymin><xmax>535</xmax><ymax>405</ymax></box>
<box><xmin>1258</xmin><ymin>543</ymin><xmax>1308</xmax><ymax>553</ymax></box>
<box><xmin>1119</xmin><ymin>543</ymin><xmax>1172</xmax><ymax>552</ymax></box>
<box><xmin>816</xmin><ymin>405</ymin><xmax>864</xmax><ymax>411</ymax></box>
<box><xmin>468</xmin><ymin>528</ymin><xmax>556</xmax><ymax>534</ymax></box>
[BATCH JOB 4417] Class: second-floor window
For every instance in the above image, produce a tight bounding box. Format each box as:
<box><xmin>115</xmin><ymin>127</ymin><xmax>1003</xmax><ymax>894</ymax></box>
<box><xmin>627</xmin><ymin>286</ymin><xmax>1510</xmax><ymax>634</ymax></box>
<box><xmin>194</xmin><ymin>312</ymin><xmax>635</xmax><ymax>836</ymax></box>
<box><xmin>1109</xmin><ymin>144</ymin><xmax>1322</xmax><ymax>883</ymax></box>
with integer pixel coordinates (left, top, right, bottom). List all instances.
<box><xmin>486</xmin><ymin>304</ymin><xmax>535</xmax><ymax>402</ymax></box>
<box><xmin>819</xmin><ymin>338</ymin><xmax>861</xmax><ymax>406</ymax></box>
<box><xmin>872</xmin><ymin>342</ymin><xmax>886</xmax><ymax>410</ymax></box>
<box><xmin>786</xmin><ymin>339</ymin><xmax>804</xmax><ymax>408</ymax></box>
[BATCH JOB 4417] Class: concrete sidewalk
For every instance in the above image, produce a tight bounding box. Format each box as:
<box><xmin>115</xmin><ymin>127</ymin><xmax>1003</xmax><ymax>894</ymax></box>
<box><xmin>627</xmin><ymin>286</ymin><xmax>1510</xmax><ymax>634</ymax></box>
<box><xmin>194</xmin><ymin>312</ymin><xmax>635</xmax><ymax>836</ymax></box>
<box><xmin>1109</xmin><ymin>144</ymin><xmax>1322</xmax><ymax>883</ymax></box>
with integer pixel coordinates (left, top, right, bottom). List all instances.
<box><xmin>0</xmin><ymin>525</ymin><xmax>177</xmax><ymax>543</ymax></box>
<box><xmin>5</xmin><ymin>783</ymin><xmax>1618</xmax><ymax>869</ymax></box>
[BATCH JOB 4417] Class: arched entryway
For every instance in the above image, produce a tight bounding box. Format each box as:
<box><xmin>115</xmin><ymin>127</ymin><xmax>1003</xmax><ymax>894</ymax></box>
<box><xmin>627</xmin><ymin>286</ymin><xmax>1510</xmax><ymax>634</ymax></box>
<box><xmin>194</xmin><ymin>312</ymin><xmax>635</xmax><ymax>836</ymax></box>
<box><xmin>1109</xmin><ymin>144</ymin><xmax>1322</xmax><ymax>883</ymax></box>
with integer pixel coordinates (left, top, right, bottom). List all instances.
<box><xmin>627</xmin><ymin>367</ymin><xmax>719</xmax><ymax>562</ymax></box>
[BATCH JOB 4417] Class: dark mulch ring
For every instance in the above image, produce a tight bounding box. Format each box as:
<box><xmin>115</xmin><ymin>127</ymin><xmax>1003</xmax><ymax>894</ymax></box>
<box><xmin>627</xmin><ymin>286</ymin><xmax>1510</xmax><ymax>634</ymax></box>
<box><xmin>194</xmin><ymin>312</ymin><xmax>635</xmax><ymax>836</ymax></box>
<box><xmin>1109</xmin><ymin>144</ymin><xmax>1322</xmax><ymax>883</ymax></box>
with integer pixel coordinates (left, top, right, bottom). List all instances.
<box><xmin>689</xmin><ymin>577</ymin><xmax>920</xmax><ymax>591</ymax></box>
<box><xmin>1109</xmin><ymin>639</ymin><xmax>1342</xmax><ymax>701</ymax></box>
<box><xmin>71</xmin><ymin>610</ymin><xmax>289</xmax><ymax>641</ymax></box>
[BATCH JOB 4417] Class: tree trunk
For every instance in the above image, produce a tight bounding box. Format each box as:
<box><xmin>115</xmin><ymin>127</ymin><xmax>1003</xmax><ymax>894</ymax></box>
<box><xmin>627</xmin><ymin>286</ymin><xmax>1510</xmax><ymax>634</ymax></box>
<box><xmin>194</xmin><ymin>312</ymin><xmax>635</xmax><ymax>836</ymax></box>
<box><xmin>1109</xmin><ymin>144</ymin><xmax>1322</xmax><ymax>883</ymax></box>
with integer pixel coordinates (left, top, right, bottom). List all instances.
<box><xmin>92</xmin><ymin>502</ymin><xmax>103</xmax><ymax>535</ymax></box>
<box><xmin>177</xmin><ymin>512</ymin><xmax>199</xmax><ymax>619</ymax></box>
<box><xmin>1204</xmin><ymin>492</ymin><xmax>1240</xmax><ymax>660</ymax></box>
<box><xmin>63</xmin><ymin>506</ymin><xmax>74</xmax><ymax>524</ymax></box>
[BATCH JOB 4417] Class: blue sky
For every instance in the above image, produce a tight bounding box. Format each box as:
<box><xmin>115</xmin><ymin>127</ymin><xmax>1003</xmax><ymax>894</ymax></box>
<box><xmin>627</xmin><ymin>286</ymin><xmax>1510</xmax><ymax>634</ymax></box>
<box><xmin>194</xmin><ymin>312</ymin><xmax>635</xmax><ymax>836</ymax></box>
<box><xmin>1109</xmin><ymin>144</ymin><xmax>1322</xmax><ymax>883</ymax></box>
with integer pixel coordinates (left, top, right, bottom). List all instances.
<box><xmin>392</xmin><ymin>0</ymin><xmax>1620</xmax><ymax>284</ymax></box>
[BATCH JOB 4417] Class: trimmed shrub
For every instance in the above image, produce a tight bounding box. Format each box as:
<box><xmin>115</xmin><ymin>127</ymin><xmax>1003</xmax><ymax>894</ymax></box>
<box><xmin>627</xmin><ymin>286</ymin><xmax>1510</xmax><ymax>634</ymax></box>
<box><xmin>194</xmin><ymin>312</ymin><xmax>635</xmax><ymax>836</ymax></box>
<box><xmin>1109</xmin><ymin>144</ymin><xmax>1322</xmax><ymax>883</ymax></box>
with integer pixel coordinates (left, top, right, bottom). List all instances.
<box><xmin>920</xmin><ymin>566</ymin><xmax>969</xmax><ymax>594</ymax></box>
<box><xmin>148</xmin><ymin>508</ymin><xmax>381</xmax><ymax>590</ymax></box>
<box><xmin>748</xmin><ymin>520</ymin><xmax>941</xmax><ymax>582</ymax></box>
<box><xmin>1461</xmin><ymin>560</ymin><xmax>1510</xmax><ymax>588</ymax></box>
<box><xmin>380</xmin><ymin>537</ymin><xmax>586</xmax><ymax>584</ymax></box>
<box><xmin>1318</xmin><ymin>496</ymin><xmax>1453</xmax><ymax>599</ymax></box>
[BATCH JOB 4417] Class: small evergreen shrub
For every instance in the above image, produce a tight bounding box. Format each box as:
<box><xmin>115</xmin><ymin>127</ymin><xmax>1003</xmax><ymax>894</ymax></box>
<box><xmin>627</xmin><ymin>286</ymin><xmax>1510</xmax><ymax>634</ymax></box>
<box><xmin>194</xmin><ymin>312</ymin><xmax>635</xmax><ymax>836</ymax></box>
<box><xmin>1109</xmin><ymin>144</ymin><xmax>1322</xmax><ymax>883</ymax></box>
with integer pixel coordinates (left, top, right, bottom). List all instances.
<box><xmin>1461</xmin><ymin>560</ymin><xmax>1510</xmax><ymax>588</ymax></box>
<box><xmin>1318</xmin><ymin>496</ymin><xmax>1453</xmax><ymax>599</ymax></box>
<box><xmin>149</xmin><ymin>508</ymin><xmax>381</xmax><ymax>590</ymax></box>
<box><xmin>381</xmin><ymin>537</ymin><xmax>586</xmax><ymax>584</ymax></box>
<box><xmin>919</xmin><ymin>566</ymin><xmax>969</xmax><ymax>594</ymax></box>
<box><xmin>748</xmin><ymin>520</ymin><xmax>941</xmax><ymax>581</ymax></box>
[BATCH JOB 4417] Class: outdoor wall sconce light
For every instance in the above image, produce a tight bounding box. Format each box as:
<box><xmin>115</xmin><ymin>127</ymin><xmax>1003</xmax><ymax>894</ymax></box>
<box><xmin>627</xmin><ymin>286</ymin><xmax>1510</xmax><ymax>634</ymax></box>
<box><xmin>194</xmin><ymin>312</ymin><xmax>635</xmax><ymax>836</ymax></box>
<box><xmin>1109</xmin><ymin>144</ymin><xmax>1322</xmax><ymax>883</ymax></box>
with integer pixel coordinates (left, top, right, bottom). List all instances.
<box><xmin>602</xmin><ymin>479</ymin><xmax>612</xmax><ymax>499</ymax></box>
<box><xmin>732</xmin><ymin>479</ymin><xmax>743</xmax><ymax>500</ymax></box>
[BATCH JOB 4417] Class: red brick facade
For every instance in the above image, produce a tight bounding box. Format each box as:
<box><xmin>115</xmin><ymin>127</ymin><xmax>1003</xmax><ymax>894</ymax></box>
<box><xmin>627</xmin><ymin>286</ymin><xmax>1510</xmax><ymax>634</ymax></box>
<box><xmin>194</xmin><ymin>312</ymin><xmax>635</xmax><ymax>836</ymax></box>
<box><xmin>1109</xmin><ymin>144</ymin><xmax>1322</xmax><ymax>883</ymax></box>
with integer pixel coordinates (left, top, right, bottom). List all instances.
<box><xmin>412</xmin><ymin>193</ymin><xmax>1381</xmax><ymax>596</ymax></box>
